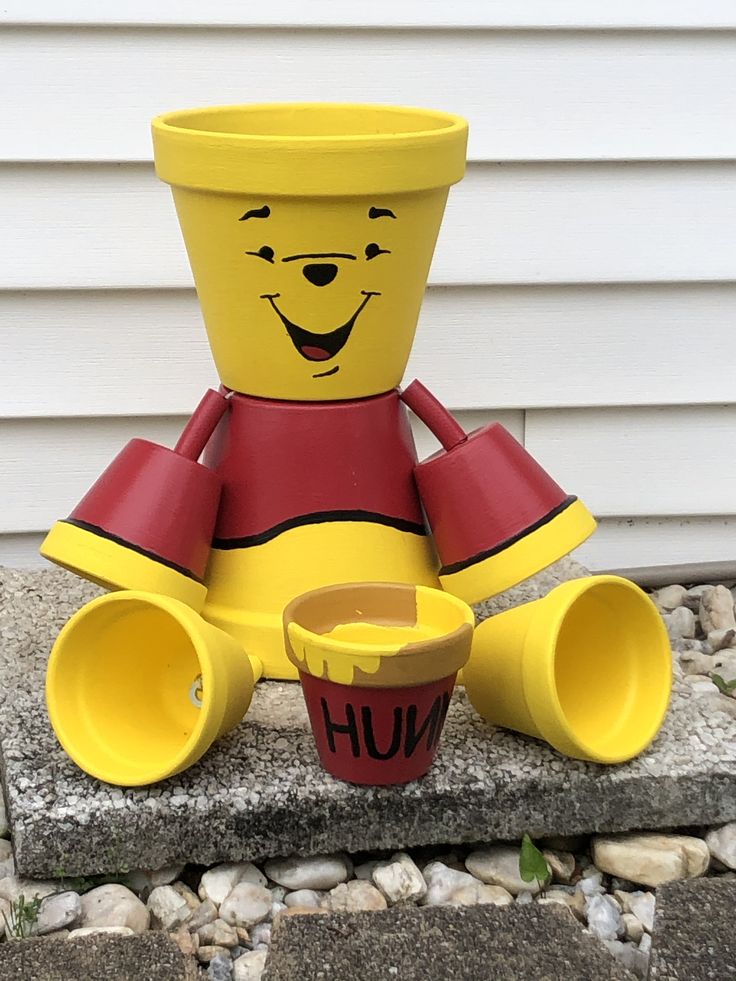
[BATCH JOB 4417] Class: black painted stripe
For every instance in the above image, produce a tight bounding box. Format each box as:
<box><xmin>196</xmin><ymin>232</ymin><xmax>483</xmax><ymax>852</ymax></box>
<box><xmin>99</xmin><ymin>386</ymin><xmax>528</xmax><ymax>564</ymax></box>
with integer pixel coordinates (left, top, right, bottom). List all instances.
<box><xmin>212</xmin><ymin>510</ymin><xmax>428</xmax><ymax>550</ymax></box>
<box><xmin>439</xmin><ymin>496</ymin><xmax>579</xmax><ymax>576</ymax></box>
<box><xmin>62</xmin><ymin>518</ymin><xmax>203</xmax><ymax>584</ymax></box>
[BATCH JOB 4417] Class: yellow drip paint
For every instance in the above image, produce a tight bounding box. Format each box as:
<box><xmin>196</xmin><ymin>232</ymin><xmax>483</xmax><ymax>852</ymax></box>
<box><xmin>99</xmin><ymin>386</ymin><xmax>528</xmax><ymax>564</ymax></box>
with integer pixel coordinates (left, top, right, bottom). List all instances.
<box><xmin>322</xmin><ymin>622</ymin><xmax>439</xmax><ymax>646</ymax></box>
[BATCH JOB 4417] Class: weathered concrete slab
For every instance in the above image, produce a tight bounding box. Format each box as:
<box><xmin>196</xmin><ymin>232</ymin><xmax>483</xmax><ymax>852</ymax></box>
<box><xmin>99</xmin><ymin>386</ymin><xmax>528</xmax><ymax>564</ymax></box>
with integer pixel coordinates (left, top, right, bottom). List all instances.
<box><xmin>0</xmin><ymin>932</ymin><xmax>198</xmax><ymax>981</ymax></box>
<box><xmin>2</xmin><ymin>567</ymin><xmax>736</xmax><ymax>877</ymax></box>
<box><xmin>649</xmin><ymin>877</ymin><xmax>736</xmax><ymax>981</ymax></box>
<box><xmin>263</xmin><ymin>904</ymin><xmax>637</xmax><ymax>981</ymax></box>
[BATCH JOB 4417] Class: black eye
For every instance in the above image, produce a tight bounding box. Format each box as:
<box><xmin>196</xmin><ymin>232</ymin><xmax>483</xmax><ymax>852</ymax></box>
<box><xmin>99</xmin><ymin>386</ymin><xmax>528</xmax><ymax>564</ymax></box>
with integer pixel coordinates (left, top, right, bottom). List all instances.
<box><xmin>245</xmin><ymin>245</ymin><xmax>275</xmax><ymax>263</ymax></box>
<box><xmin>365</xmin><ymin>243</ymin><xmax>391</xmax><ymax>260</ymax></box>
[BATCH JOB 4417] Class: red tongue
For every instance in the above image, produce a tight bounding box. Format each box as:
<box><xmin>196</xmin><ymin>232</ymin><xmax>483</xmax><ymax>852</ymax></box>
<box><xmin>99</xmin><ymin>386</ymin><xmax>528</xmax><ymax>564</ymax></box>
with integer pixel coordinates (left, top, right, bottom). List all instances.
<box><xmin>301</xmin><ymin>345</ymin><xmax>332</xmax><ymax>361</ymax></box>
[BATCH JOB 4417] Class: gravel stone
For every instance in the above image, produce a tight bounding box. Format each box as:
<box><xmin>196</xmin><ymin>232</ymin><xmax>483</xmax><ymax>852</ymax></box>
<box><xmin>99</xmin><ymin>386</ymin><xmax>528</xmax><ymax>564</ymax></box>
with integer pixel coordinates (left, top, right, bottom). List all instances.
<box><xmin>34</xmin><ymin>891</ymin><xmax>81</xmax><ymax>935</ymax></box>
<box><xmin>325</xmin><ymin>880</ymin><xmax>388</xmax><ymax>912</ymax></box>
<box><xmin>652</xmin><ymin>586</ymin><xmax>688</xmax><ymax>612</ymax></box>
<box><xmin>592</xmin><ymin>834</ymin><xmax>710</xmax><ymax>888</ymax></box>
<box><xmin>465</xmin><ymin>845</ymin><xmax>541</xmax><ymax>896</ymax></box>
<box><xmin>586</xmin><ymin>893</ymin><xmax>624</xmax><ymax>941</ymax></box>
<box><xmin>79</xmin><ymin>884</ymin><xmax>150</xmax><ymax>934</ymax></box>
<box><xmin>197</xmin><ymin>917</ymin><xmax>239</xmax><ymax>948</ymax></box>
<box><xmin>187</xmin><ymin>898</ymin><xmax>218</xmax><ymax>931</ymax></box>
<box><xmin>233</xmin><ymin>948</ymin><xmax>268</xmax><ymax>981</ymax></box>
<box><xmin>372</xmin><ymin>852</ymin><xmax>426</xmax><ymax>904</ymax></box>
<box><xmin>620</xmin><ymin>912</ymin><xmax>645</xmax><ymax>943</ymax></box>
<box><xmin>283</xmin><ymin>889</ymin><xmax>322</xmax><ymax>909</ymax></box>
<box><xmin>663</xmin><ymin>608</ymin><xmax>696</xmax><ymax>643</ymax></box>
<box><xmin>147</xmin><ymin>884</ymin><xmax>195</xmax><ymax>930</ymax></box>
<box><xmin>705</xmin><ymin>822</ymin><xmax>736</xmax><ymax>869</ymax></box>
<box><xmin>199</xmin><ymin>863</ymin><xmax>267</xmax><ymax>905</ymax></box>
<box><xmin>543</xmin><ymin>848</ymin><xmax>576</xmax><ymax>883</ymax></box>
<box><xmin>219</xmin><ymin>883</ymin><xmax>272</xmax><ymax>928</ymax></box>
<box><xmin>699</xmin><ymin>585</ymin><xmax>736</xmax><ymax>634</ymax></box>
<box><xmin>421</xmin><ymin>862</ymin><xmax>482</xmax><ymax>906</ymax></box>
<box><xmin>198</xmin><ymin>944</ymin><xmax>229</xmax><ymax>964</ymax></box>
<box><xmin>624</xmin><ymin>892</ymin><xmax>655</xmax><ymax>932</ymax></box>
<box><xmin>264</xmin><ymin>854</ymin><xmax>350</xmax><ymax>891</ymax></box>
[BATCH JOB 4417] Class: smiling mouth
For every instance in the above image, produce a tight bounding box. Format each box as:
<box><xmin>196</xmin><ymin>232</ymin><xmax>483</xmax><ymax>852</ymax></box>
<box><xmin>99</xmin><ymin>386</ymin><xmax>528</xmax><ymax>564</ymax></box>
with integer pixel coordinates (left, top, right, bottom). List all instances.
<box><xmin>262</xmin><ymin>291</ymin><xmax>379</xmax><ymax>366</ymax></box>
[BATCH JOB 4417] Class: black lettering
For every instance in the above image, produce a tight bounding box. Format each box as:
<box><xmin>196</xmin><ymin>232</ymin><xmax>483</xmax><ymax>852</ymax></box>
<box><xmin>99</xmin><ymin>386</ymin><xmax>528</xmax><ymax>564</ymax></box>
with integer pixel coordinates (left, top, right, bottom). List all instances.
<box><xmin>404</xmin><ymin>697</ymin><xmax>442</xmax><ymax>758</ymax></box>
<box><xmin>361</xmin><ymin>705</ymin><xmax>403</xmax><ymax>761</ymax></box>
<box><xmin>430</xmin><ymin>691</ymin><xmax>452</xmax><ymax>750</ymax></box>
<box><xmin>321</xmin><ymin>698</ymin><xmax>361</xmax><ymax>757</ymax></box>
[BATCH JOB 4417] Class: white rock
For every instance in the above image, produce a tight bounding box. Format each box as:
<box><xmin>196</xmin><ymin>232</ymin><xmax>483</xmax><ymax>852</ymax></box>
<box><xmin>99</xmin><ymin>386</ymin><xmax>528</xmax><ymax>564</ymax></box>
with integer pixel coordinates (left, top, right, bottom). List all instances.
<box><xmin>621</xmin><ymin>912</ymin><xmax>645</xmax><ymax>943</ymax></box>
<box><xmin>700</xmin><ymin>585</ymin><xmax>736</xmax><ymax>634</ymax></box>
<box><xmin>707</xmin><ymin>628</ymin><xmax>736</xmax><ymax>654</ymax></box>
<box><xmin>199</xmin><ymin>862</ymin><xmax>267</xmax><ymax>905</ymax></box>
<box><xmin>325</xmin><ymin>880</ymin><xmax>387</xmax><ymax>912</ymax></box>
<box><xmin>233</xmin><ymin>949</ymin><xmax>268</xmax><ymax>981</ymax></box>
<box><xmin>515</xmin><ymin>891</ymin><xmax>534</xmax><ymax>905</ymax></box>
<box><xmin>592</xmin><ymin>834</ymin><xmax>710</xmax><ymax>888</ymax></box>
<box><xmin>147</xmin><ymin>884</ymin><xmax>193</xmax><ymax>931</ymax></box>
<box><xmin>706</xmin><ymin>823</ymin><xmax>736</xmax><ymax>869</ymax></box>
<box><xmin>284</xmin><ymin>889</ymin><xmax>323</xmax><ymax>908</ymax></box>
<box><xmin>622</xmin><ymin>892</ymin><xmax>656</xmax><ymax>933</ymax></box>
<box><xmin>219</xmin><ymin>883</ymin><xmax>272</xmax><ymax>928</ymax></box>
<box><xmin>79</xmin><ymin>884</ymin><xmax>150</xmax><ymax>934</ymax></box>
<box><xmin>186</xmin><ymin>898</ymin><xmax>218</xmax><ymax>931</ymax></box>
<box><xmin>271</xmin><ymin>901</ymin><xmax>287</xmax><ymax>918</ymax></box>
<box><xmin>639</xmin><ymin>933</ymin><xmax>652</xmax><ymax>955</ymax></box>
<box><xmin>250</xmin><ymin>922</ymin><xmax>272</xmax><ymax>946</ymax></box>
<box><xmin>35</xmin><ymin>891</ymin><xmax>81</xmax><ymax>935</ymax></box>
<box><xmin>542</xmin><ymin>849</ymin><xmax>575</xmax><ymax>884</ymax></box>
<box><xmin>679</xmin><ymin>650</ymin><xmax>717</xmax><ymax>676</ymax></box>
<box><xmin>68</xmin><ymin>925</ymin><xmax>136</xmax><ymax>938</ymax></box>
<box><xmin>476</xmin><ymin>884</ymin><xmax>514</xmax><ymax>907</ymax></box>
<box><xmin>652</xmin><ymin>585</ymin><xmax>687</xmax><ymax>612</ymax></box>
<box><xmin>197</xmin><ymin>944</ymin><xmax>229</xmax><ymax>963</ymax></box>
<box><xmin>270</xmin><ymin>886</ymin><xmax>287</xmax><ymax>903</ymax></box>
<box><xmin>586</xmin><ymin>893</ymin><xmax>623</xmax><ymax>941</ymax></box>
<box><xmin>578</xmin><ymin>868</ymin><xmax>605</xmax><ymax>895</ymax></box>
<box><xmin>372</xmin><ymin>852</ymin><xmax>426</xmax><ymax>905</ymax></box>
<box><xmin>0</xmin><ymin>876</ymin><xmax>58</xmax><ymax>903</ymax></box>
<box><xmin>197</xmin><ymin>917</ymin><xmax>239</xmax><ymax>948</ymax></box>
<box><xmin>684</xmin><ymin>676</ymin><xmax>720</xmax><ymax>697</ymax></box>
<box><xmin>421</xmin><ymin>862</ymin><xmax>482</xmax><ymax>906</ymax></box>
<box><xmin>663</xmin><ymin>607</ymin><xmax>696</xmax><ymax>642</ymax></box>
<box><xmin>264</xmin><ymin>854</ymin><xmax>350</xmax><ymax>891</ymax></box>
<box><xmin>0</xmin><ymin>841</ymin><xmax>14</xmax><ymax>879</ymax></box>
<box><xmin>465</xmin><ymin>846</ymin><xmax>541</xmax><ymax>896</ymax></box>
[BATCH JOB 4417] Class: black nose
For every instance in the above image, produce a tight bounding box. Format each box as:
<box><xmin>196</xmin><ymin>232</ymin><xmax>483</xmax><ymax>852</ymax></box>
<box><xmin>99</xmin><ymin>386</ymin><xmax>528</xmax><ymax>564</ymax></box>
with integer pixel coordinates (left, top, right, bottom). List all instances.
<box><xmin>303</xmin><ymin>262</ymin><xmax>338</xmax><ymax>287</ymax></box>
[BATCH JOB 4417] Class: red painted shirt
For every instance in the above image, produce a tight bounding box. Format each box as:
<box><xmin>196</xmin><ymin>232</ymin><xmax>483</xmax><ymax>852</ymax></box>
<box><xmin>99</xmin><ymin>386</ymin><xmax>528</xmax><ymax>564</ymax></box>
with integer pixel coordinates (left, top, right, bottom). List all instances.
<box><xmin>204</xmin><ymin>390</ymin><xmax>427</xmax><ymax>547</ymax></box>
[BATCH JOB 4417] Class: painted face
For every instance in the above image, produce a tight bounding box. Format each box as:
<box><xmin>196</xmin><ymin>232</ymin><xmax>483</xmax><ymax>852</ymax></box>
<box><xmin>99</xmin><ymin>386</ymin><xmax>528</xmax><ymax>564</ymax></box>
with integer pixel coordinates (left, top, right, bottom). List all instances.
<box><xmin>171</xmin><ymin>188</ymin><xmax>450</xmax><ymax>401</ymax></box>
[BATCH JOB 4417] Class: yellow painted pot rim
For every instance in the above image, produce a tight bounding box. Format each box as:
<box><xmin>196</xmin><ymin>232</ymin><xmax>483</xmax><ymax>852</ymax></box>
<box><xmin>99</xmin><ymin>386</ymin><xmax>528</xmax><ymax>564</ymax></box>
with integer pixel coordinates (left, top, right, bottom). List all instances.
<box><xmin>284</xmin><ymin>581</ymin><xmax>474</xmax><ymax>687</ymax></box>
<box><xmin>152</xmin><ymin>102</ymin><xmax>468</xmax><ymax>195</ymax></box>
<box><xmin>522</xmin><ymin>575</ymin><xmax>672</xmax><ymax>764</ymax></box>
<box><xmin>46</xmin><ymin>590</ymin><xmax>221</xmax><ymax>786</ymax></box>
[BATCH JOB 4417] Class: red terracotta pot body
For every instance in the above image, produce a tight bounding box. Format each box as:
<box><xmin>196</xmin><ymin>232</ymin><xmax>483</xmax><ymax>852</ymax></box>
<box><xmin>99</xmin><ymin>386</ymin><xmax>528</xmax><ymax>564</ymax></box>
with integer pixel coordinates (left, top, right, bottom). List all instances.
<box><xmin>299</xmin><ymin>670</ymin><xmax>457</xmax><ymax>785</ymax></box>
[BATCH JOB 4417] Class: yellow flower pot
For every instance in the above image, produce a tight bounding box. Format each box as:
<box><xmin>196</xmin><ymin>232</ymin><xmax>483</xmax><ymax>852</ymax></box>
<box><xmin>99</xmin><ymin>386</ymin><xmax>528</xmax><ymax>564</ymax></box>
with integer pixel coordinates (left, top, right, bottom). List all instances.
<box><xmin>151</xmin><ymin>103</ymin><xmax>468</xmax><ymax>402</ymax></box>
<box><xmin>464</xmin><ymin>576</ymin><xmax>672</xmax><ymax>763</ymax></box>
<box><xmin>46</xmin><ymin>591</ymin><xmax>261</xmax><ymax>786</ymax></box>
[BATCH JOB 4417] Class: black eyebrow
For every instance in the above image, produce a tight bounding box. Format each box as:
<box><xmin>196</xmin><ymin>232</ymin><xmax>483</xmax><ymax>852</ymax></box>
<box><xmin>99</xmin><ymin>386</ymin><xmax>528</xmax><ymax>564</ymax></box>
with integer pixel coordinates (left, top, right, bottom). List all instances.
<box><xmin>369</xmin><ymin>207</ymin><xmax>396</xmax><ymax>219</ymax></box>
<box><xmin>239</xmin><ymin>205</ymin><xmax>271</xmax><ymax>221</ymax></box>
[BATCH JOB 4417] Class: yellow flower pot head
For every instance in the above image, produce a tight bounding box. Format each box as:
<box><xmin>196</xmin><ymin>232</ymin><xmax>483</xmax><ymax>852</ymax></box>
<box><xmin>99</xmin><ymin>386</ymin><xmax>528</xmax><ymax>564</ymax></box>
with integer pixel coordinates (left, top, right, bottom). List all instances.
<box><xmin>152</xmin><ymin>103</ymin><xmax>468</xmax><ymax>401</ymax></box>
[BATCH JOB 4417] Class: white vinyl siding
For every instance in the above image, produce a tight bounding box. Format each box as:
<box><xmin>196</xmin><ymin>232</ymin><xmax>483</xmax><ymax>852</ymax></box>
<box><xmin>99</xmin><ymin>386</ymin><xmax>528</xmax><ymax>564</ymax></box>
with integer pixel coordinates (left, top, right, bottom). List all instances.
<box><xmin>2</xmin><ymin>5</ymin><xmax>735</xmax><ymax>572</ymax></box>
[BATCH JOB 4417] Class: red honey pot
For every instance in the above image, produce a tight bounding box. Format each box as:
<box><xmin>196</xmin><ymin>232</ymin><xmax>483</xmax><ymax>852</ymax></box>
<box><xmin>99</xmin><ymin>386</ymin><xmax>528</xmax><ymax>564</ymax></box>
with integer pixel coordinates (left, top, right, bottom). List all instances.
<box><xmin>283</xmin><ymin>582</ymin><xmax>474</xmax><ymax>785</ymax></box>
